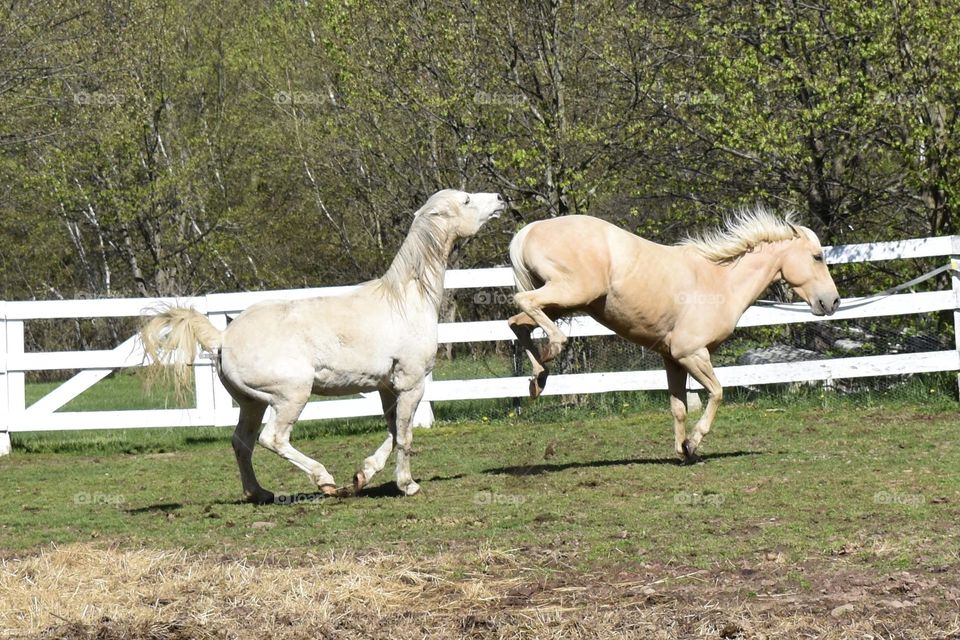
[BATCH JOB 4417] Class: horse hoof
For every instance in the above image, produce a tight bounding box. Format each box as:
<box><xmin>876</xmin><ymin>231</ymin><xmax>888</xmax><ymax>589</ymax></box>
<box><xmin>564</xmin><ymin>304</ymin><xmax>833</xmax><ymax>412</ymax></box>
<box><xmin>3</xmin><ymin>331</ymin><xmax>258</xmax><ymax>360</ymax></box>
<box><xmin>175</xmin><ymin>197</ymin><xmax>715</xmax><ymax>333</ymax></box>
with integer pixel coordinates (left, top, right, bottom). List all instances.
<box><xmin>529</xmin><ymin>371</ymin><xmax>549</xmax><ymax>398</ymax></box>
<box><xmin>318</xmin><ymin>484</ymin><xmax>340</xmax><ymax>497</ymax></box>
<box><xmin>681</xmin><ymin>440</ymin><xmax>701</xmax><ymax>465</ymax></box>
<box><xmin>401</xmin><ymin>481</ymin><xmax>421</xmax><ymax>497</ymax></box>
<box><xmin>353</xmin><ymin>471</ymin><xmax>367</xmax><ymax>493</ymax></box>
<box><xmin>244</xmin><ymin>490</ymin><xmax>275</xmax><ymax>505</ymax></box>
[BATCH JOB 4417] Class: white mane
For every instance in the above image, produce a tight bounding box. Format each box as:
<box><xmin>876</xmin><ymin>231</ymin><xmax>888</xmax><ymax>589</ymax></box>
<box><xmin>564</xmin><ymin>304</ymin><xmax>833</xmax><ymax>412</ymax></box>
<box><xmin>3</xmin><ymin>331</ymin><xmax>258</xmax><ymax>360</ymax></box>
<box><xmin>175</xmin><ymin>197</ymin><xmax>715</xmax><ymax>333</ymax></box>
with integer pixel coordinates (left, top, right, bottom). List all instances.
<box><xmin>377</xmin><ymin>196</ymin><xmax>453</xmax><ymax>309</ymax></box>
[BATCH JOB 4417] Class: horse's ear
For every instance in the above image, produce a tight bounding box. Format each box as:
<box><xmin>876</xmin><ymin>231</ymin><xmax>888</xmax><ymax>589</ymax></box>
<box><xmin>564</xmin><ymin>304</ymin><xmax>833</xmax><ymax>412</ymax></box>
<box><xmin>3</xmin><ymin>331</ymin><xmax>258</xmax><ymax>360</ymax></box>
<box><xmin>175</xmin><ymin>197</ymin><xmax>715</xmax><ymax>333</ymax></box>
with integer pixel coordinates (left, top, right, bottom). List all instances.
<box><xmin>425</xmin><ymin>199</ymin><xmax>458</xmax><ymax>218</ymax></box>
<box><xmin>787</xmin><ymin>222</ymin><xmax>801</xmax><ymax>237</ymax></box>
<box><xmin>413</xmin><ymin>202</ymin><xmax>442</xmax><ymax>217</ymax></box>
<box><xmin>414</xmin><ymin>192</ymin><xmax>458</xmax><ymax>218</ymax></box>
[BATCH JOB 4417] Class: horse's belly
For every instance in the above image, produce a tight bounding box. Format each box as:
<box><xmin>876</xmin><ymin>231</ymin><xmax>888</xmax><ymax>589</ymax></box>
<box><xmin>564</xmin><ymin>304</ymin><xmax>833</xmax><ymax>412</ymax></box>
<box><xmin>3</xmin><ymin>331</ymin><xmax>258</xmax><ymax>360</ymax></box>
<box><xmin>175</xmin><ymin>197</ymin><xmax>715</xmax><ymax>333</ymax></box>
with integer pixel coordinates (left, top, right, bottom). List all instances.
<box><xmin>310</xmin><ymin>358</ymin><xmax>435</xmax><ymax>395</ymax></box>
<box><xmin>311</xmin><ymin>365</ymin><xmax>386</xmax><ymax>396</ymax></box>
<box><xmin>588</xmin><ymin>307</ymin><xmax>670</xmax><ymax>352</ymax></box>
<box><xmin>614</xmin><ymin>326</ymin><xmax>670</xmax><ymax>352</ymax></box>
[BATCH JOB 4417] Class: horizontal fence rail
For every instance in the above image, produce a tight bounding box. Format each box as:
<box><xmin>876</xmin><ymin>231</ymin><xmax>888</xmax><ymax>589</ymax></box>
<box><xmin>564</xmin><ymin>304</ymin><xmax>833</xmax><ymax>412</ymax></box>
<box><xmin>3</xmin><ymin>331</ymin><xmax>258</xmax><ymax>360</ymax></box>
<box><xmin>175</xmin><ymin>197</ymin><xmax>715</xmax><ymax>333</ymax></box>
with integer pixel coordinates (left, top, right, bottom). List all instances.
<box><xmin>1</xmin><ymin>234</ymin><xmax>959</xmax><ymax>454</ymax></box>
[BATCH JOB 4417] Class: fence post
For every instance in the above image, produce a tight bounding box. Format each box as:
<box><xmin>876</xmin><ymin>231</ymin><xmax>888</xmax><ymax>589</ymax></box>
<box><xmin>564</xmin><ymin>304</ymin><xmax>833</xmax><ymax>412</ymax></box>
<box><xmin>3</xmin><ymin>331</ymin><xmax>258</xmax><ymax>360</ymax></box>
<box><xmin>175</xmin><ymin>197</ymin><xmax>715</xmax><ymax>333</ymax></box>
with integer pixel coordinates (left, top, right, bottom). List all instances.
<box><xmin>2</xmin><ymin>318</ymin><xmax>25</xmax><ymax>456</ymax></box>
<box><xmin>0</xmin><ymin>303</ymin><xmax>10</xmax><ymax>456</ymax></box>
<box><xmin>951</xmin><ymin>237</ymin><xmax>960</xmax><ymax>399</ymax></box>
<box><xmin>192</xmin><ymin>300</ymin><xmax>220</xmax><ymax>426</ymax></box>
<box><xmin>412</xmin><ymin>372</ymin><xmax>434</xmax><ymax>428</ymax></box>
<box><xmin>208</xmin><ymin>313</ymin><xmax>233</xmax><ymax>425</ymax></box>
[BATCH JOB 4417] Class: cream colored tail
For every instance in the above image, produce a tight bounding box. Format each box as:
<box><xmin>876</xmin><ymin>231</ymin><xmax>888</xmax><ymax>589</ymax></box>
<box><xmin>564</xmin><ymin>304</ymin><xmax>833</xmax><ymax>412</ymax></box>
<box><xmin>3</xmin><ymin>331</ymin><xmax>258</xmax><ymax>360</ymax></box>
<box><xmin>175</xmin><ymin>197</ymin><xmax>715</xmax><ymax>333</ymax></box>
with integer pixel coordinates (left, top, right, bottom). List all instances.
<box><xmin>509</xmin><ymin>222</ymin><xmax>539</xmax><ymax>293</ymax></box>
<box><xmin>140</xmin><ymin>306</ymin><xmax>223</xmax><ymax>400</ymax></box>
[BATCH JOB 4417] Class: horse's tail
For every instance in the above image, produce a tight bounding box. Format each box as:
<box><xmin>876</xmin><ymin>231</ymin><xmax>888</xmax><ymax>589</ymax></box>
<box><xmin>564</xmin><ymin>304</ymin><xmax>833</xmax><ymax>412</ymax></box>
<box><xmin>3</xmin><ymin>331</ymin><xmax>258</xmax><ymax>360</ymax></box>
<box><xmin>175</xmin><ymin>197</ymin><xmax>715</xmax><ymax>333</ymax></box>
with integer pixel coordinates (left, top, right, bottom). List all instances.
<box><xmin>509</xmin><ymin>222</ymin><xmax>540</xmax><ymax>293</ymax></box>
<box><xmin>140</xmin><ymin>306</ymin><xmax>223</xmax><ymax>400</ymax></box>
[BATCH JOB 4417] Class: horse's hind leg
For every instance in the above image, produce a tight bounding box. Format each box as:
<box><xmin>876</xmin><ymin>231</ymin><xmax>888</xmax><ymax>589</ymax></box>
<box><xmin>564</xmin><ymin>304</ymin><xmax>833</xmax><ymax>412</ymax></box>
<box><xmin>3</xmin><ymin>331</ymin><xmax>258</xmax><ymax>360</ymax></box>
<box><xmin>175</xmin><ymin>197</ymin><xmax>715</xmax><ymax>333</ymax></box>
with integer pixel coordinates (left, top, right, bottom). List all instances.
<box><xmin>676</xmin><ymin>349</ymin><xmax>723</xmax><ymax>463</ymax></box>
<box><xmin>508</xmin><ymin>312</ymin><xmax>550</xmax><ymax>398</ymax></box>
<box><xmin>663</xmin><ymin>357</ymin><xmax>689</xmax><ymax>459</ymax></box>
<box><xmin>511</xmin><ymin>283</ymin><xmax>588</xmax><ymax>398</ymax></box>
<box><xmin>233</xmin><ymin>399</ymin><xmax>271</xmax><ymax>504</ymax></box>
<box><xmin>354</xmin><ymin>389</ymin><xmax>399</xmax><ymax>492</ymax></box>
<box><xmin>513</xmin><ymin>286</ymin><xmax>573</xmax><ymax>363</ymax></box>
<box><xmin>258</xmin><ymin>387</ymin><xmax>338</xmax><ymax>495</ymax></box>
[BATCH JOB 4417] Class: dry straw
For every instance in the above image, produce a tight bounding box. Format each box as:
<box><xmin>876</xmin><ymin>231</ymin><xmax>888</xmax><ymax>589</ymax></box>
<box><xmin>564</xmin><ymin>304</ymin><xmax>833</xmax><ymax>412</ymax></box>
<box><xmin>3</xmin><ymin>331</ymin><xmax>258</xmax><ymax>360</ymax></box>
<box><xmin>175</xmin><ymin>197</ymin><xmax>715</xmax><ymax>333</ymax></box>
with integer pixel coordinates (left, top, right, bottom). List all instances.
<box><xmin>1</xmin><ymin>543</ymin><xmax>956</xmax><ymax>639</ymax></box>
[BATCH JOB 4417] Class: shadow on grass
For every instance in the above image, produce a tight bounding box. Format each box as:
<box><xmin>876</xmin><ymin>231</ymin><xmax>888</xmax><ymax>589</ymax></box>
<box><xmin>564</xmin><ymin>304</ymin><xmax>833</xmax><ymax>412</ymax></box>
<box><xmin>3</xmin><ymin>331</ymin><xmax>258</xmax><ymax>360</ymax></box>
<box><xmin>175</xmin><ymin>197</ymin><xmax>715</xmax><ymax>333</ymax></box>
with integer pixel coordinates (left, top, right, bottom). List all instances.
<box><xmin>124</xmin><ymin>502</ymin><xmax>183</xmax><ymax>514</ymax></box>
<box><xmin>208</xmin><ymin>493</ymin><xmax>333</xmax><ymax>507</ymax></box>
<box><xmin>209</xmin><ymin>482</ymin><xmax>413</xmax><ymax>507</ymax></box>
<box><xmin>270</xmin><ymin>474</ymin><xmax>472</xmax><ymax>503</ymax></box>
<box><xmin>483</xmin><ymin>450</ymin><xmax>762</xmax><ymax>477</ymax></box>
<box><xmin>184</xmin><ymin>435</ymin><xmax>224</xmax><ymax>445</ymax></box>
<box><xmin>427</xmin><ymin>473</ymin><xmax>466</xmax><ymax>483</ymax></box>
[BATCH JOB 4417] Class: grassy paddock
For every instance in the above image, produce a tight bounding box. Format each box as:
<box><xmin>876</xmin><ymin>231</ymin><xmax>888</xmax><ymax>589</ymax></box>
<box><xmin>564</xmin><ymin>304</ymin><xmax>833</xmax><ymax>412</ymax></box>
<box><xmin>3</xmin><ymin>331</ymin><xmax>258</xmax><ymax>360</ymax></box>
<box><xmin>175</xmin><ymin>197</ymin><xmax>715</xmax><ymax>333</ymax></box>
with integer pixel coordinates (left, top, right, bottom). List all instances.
<box><xmin>3</xmin><ymin>377</ymin><xmax>959</xmax><ymax>638</ymax></box>
<box><xmin>8</xmin><ymin>374</ymin><xmax>958</xmax><ymax>560</ymax></box>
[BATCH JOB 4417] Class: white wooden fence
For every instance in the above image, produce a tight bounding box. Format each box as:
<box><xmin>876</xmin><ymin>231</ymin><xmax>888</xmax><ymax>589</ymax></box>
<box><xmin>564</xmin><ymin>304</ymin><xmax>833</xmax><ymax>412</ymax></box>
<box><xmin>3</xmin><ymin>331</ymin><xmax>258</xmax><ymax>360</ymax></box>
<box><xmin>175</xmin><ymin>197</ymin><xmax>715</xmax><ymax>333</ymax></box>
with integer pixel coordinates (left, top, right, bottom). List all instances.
<box><xmin>1</xmin><ymin>234</ymin><xmax>959</xmax><ymax>456</ymax></box>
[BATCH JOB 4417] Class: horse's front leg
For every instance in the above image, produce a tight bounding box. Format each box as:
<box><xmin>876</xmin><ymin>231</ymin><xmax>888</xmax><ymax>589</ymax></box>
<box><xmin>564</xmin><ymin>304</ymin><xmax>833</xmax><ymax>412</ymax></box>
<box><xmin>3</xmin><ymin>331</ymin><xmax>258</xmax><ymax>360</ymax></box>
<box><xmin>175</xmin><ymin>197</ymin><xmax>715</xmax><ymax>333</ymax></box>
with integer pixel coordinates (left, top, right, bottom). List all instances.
<box><xmin>675</xmin><ymin>348</ymin><xmax>723</xmax><ymax>463</ymax></box>
<box><xmin>393</xmin><ymin>381</ymin><xmax>426</xmax><ymax>496</ymax></box>
<box><xmin>353</xmin><ymin>389</ymin><xmax>399</xmax><ymax>493</ymax></box>
<box><xmin>663</xmin><ymin>357</ymin><xmax>689</xmax><ymax>459</ymax></box>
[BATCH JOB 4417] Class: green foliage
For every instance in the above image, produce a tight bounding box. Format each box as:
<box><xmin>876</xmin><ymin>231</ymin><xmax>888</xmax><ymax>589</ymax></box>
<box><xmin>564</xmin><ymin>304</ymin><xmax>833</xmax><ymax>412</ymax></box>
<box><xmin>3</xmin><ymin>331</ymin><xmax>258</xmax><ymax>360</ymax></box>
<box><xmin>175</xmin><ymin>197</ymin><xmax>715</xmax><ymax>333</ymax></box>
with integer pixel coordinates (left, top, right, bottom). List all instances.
<box><xmin>1</xmin><ymin>0</ymin><xmax>958</xmax><ymax>305</ymax></box>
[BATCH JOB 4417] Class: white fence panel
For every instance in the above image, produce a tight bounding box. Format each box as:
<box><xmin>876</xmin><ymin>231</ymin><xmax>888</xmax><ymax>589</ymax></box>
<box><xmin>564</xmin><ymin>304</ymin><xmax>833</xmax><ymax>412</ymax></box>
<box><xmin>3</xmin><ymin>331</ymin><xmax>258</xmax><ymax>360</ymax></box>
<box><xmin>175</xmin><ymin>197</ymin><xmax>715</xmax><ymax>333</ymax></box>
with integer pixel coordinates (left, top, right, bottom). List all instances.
<box><xmin>0</xmin><ymin>234</ymin><xmax>957</xmax><ymax>454</ymax></box>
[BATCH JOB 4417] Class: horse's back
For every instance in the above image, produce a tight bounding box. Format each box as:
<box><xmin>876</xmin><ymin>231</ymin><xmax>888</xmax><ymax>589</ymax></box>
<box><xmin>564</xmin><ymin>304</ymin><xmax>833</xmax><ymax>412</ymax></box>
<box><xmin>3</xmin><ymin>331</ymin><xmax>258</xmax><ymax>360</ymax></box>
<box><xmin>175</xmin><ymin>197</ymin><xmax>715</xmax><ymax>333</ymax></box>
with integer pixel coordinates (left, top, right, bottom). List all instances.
<box><xmin>518</xmin><ymin>215</ymin><xmax>668</xmax><ymax>287</ymax></box>
<box><xmin>515</xmin><ymin>215</ymin><xmax>701</xmax><ymax>348</ymax></box>
<box><xmin>219</xmin><ymin>293</ymin><xmax>406</xmax><ymax>396</ymax></box>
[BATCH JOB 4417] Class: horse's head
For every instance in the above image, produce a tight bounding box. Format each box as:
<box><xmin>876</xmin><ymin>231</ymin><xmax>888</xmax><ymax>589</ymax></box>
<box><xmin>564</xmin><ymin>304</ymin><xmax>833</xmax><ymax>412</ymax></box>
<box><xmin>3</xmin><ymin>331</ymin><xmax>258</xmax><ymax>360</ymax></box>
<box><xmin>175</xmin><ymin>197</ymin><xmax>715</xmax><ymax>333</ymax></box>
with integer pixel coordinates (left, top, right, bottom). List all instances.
<box><xmin>416</xmin><ymin>189</ymin><xmax>506</xmax><ymax>238</ymax></box>
<box><xmin>780</xmin><ymin>226</ymin><xmax>840</xmax><ymax>316</ymax></box>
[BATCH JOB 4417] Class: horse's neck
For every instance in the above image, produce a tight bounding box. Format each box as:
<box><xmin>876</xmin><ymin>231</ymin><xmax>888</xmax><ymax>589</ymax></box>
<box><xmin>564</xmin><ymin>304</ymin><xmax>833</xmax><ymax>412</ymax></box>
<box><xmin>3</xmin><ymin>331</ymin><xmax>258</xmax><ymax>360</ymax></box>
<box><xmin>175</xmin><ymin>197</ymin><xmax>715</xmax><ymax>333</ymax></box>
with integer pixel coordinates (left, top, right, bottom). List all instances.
<box><xmin>379</xmin><ymin>231</ymin><xmax>455</xmax><ymax>316</ymax></box>
<box><xmin>715</xmin><ymin>243</ymin><xmax>787</xmax><ymax>316</ymax></box>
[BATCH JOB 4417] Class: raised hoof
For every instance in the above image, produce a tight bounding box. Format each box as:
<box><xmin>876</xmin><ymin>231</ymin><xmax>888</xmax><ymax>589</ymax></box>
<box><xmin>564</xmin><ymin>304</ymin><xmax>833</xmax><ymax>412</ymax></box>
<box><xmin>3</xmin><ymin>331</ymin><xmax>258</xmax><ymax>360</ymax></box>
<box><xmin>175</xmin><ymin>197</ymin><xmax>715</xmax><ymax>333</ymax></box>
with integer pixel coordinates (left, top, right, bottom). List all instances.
<box><xmin>529</xmin><ymin>370</ymin><xmax>549</xmax><ymax>399</ymax></box>
<box><xmin>353</xmin><ymin>471</ymin><xmax>367</xmax><ymax>494</ymax></box>
<box><xmin>681</xmin><ymin>439</ymin><xmax>702</xmax><ymax>465</ymax></box>
<box><xmin>243</xmin><ymin>490</ymin><xmax>275</xmax><ymax>505</ymax></box>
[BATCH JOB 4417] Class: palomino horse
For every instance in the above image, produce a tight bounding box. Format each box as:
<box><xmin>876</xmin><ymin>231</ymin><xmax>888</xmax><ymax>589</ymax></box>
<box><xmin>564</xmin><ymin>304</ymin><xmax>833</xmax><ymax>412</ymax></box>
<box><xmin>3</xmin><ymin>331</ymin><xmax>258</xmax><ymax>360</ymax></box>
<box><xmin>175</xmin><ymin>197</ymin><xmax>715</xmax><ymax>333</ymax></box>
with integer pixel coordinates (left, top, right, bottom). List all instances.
<box><xmin>142</xmin><ymin>189</ymin><xmax>506</xmax><ymax>501</ymax></box>
<box><xmin>507</xmin><ymin>208</ymin><xmax>840</xmax><ymax>463</ymax></box>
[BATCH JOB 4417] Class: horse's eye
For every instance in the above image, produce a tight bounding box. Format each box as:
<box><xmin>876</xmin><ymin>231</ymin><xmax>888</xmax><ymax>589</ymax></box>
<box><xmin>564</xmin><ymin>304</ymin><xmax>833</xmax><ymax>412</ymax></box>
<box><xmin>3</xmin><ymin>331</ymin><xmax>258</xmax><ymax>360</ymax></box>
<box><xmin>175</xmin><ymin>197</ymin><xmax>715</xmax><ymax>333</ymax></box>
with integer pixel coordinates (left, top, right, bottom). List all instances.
<box><xmin>464</xmin><ymin>196</ymin><xmax>471</xmax><ymax>205</ymax></box>
<box><xmin>813</xmin><ymin>254</ymin><xmax>824</xmax><ymax>262</ymax></box>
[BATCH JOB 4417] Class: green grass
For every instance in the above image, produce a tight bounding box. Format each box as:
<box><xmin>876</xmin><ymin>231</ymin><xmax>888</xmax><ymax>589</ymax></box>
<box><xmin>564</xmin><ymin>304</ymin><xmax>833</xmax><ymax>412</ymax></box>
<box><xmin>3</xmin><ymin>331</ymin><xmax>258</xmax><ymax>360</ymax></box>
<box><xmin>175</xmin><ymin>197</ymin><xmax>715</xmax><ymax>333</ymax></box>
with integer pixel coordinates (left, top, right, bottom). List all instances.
<box><xmin>3</xmin><ymin>384</ymin><xmax>959</xmax><ymax>575</ymax></box>
<box><xmin>26</xmin><ymin>370</ymin><xmax>195</xmax><ymax>411</ymax></box>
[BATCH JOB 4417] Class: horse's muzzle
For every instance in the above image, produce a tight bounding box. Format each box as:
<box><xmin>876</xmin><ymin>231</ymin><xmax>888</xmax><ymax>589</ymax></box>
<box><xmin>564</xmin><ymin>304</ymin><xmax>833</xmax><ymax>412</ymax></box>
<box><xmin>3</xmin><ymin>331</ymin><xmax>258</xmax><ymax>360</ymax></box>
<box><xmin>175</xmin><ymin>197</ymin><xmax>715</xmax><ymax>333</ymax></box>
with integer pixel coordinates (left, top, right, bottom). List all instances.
<box><xmin>814</xmin><ymin>296</ymin><xmax>841</xmax><ymax>316</ymax></box>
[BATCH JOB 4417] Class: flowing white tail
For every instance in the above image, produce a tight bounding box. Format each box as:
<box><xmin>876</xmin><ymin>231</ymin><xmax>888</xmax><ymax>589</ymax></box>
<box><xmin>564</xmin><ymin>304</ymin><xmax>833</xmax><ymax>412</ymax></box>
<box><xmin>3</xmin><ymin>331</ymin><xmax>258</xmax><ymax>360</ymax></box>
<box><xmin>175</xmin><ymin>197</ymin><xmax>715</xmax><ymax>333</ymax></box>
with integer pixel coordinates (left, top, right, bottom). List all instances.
<box><xmin>140</xmin><ymin>306</ymin><xmax>223</xmax><ymax>399</ymax></box>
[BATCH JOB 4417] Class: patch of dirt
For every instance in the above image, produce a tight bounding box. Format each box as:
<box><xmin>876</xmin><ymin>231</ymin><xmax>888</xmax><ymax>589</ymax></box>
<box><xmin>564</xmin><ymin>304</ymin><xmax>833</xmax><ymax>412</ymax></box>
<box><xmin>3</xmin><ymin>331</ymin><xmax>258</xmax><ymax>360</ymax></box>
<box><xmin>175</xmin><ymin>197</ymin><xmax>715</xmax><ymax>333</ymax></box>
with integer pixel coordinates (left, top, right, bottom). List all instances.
<box><xmin>1</xmin><ymin>543</ymin><xmax>958</xmax><ymax>639</ymax></box>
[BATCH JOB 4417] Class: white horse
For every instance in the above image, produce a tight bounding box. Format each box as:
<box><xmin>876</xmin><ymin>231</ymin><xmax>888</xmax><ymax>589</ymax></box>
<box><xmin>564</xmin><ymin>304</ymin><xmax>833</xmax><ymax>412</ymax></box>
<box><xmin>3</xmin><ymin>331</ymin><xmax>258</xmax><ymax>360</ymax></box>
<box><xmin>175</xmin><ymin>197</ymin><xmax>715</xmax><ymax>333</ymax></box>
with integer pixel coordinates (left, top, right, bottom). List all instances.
<box><xmin>141</xmin><ymin>189</ymin><xmax>505</xmax><ymax>501</ymax></box>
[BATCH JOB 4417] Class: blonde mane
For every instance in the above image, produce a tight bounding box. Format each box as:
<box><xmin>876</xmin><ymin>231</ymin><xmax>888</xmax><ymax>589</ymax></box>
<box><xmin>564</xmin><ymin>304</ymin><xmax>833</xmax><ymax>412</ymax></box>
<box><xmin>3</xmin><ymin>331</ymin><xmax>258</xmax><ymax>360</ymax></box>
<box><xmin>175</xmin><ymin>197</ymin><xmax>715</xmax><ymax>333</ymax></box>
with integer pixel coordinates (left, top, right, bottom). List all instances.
<box><xmin>679</xmin><ymin>207</ymin><xmax>800</xmax><ymax>263</ymax></box>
